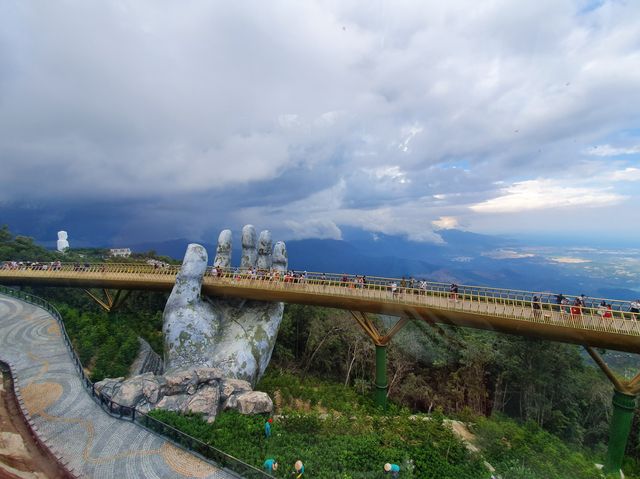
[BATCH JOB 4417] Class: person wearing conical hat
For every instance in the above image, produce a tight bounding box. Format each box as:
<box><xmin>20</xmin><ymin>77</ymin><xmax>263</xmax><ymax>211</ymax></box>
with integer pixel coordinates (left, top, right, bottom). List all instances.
<box><xmin>292</xmin><ymin>460</ymin><xmax>304</xmax><ymax>478</ymax></box>
<box><xmin>384</xmin><ymin>462</ymin><xmax>400</xmax><ymax>477</ymax></box>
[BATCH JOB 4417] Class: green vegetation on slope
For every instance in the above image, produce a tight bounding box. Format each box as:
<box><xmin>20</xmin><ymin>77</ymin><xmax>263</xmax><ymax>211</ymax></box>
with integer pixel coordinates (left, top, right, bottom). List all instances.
<box><xmin>0</xmin><ymin>224</ymin><xmax>177</xmax><ymax>264</ymax></box>
<box><xmin>55</xmin><ymin>303</ymin><xmax>164</xmax><ymax>381</ymax></box>
<box><xmin>149</xmin><ymin>408</ymin><xmax>488</xmax><ymax>478</ymax></box>
<box><xmin>149</xmin><ymin>372</ymin><xmax>605</xmax><ymax>479</ymax></box>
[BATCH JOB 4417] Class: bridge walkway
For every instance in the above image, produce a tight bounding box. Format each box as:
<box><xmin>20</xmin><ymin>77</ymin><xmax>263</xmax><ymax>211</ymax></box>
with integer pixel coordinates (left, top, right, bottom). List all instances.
<box><xmin>1</xmin><ymin>264</ymin><xmax>638</xmax><ymax>353</ymax></box>
<box><xmin>0</xmin><ymin>293</ymin><xmax>237</xmax><ymax>479</ymax></box>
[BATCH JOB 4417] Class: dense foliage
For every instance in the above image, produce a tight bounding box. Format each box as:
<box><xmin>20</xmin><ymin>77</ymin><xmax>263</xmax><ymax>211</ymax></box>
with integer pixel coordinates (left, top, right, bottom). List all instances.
<box><xmin>55</xmin><ymin>302</ymin><xmax>164</xmax><ymax>381</ymax></box>
<box><xmin>148</xmin><ymin>372</ymin><xmax>605</xmax><ymax>479</ymax></box>
<box><xmin>149</xmin><ymin>407</ymin><xmax>489</xmax><ymax>479</ymax></box>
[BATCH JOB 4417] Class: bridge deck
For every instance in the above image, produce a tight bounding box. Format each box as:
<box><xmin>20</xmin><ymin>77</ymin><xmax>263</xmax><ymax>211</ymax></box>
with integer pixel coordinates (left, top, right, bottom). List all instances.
<box><xmin>1</xmin><ymin>265</ymin><xmax>639</xmax><ymax>353</ymax></box>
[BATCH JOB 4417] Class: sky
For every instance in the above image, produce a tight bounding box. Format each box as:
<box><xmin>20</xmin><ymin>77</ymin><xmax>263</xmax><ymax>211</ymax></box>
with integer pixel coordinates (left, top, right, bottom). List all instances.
<box><xmin>1</xmin><ymin>0</ymin><xmax>639</xmax><ymax>247</ymax></box>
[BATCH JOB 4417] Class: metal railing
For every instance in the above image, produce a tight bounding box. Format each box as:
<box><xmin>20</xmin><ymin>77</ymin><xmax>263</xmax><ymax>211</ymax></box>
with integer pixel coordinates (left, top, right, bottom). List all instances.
<box><xmin>0</xmin><ymin>285</ymin><xmax>272</xmax><ymax>479</ymax></box>
<box><xmin>1</xmin><ymin>263</ymin><xmax>639</xmax><ymax>337</ymax></box>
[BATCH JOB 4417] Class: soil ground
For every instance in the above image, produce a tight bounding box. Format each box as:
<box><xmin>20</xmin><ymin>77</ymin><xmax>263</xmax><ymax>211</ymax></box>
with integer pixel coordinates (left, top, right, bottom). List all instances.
<box><xmin>0</xmin><ymin>370</ymin><xmax>68</xmax><ymax>479</ymax></box>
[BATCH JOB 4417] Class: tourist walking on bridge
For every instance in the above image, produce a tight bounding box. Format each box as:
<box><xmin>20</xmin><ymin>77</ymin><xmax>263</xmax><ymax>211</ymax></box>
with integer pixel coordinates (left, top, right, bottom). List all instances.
<box><xmin>450</xmin><ymin>283</ymin><xmax>459</xmax><ymax>302</ymax></box>
<box><xmin>630</xmin><ymin>299</ymin><xmax>640</xmax><ymax>320</ymax></box>
<box><xmin>597</xmin><ymin>301</ymin><xmax>607</xmax><ymax>317</ymax></box>
<box><xmin>554</xmin><ymin>293</ymin><xmax>565</xmax><ymax>312</ymax></box>
<box><xmin>532</xmin><ymin>295</ymin><xmax>542</xmax><ymax>319</ymax></box>
<box><xmin>570</xmin><ymin>298</ymin><xmax>583</xmax><ymax>319</ymax></box>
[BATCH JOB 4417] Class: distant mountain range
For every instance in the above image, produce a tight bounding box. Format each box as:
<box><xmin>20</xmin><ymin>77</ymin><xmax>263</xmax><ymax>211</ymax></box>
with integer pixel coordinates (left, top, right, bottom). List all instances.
<box><xmin>128</xmin><ymin>229</ymin><xmax>639</xmax><ymax>300</ymax></box>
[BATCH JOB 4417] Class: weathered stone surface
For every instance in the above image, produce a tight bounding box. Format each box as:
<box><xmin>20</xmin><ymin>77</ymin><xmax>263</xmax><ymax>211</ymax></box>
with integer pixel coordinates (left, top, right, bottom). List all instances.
<box><xmin>142</xmin><ymin>377</ymin><xmax>162</xmax><ymax>404</ymax></box>
<box><xmin>112</xmin><ymin>375</ymin><xmax>148</xmax><ymax>408</ymax></box>
<box><xmin>233</xmin><ymin>391</ymin><xmax>273</xmax><ymax>415</ymax></box>
<box><xmin>195</xmin><ymin>367</ymin><xmax>223</xmax><ymax>383</ymax></box>
<box><xmin>164</xmin><ymin>370</ymin><xmax>197</xmax><ymax>395</ymax></box>
<box><xmin>93</xmin><ymin>377</ymin><xmax>124</xmax><ymax>397</ymax></box>
<box><xmin>129</xmin><ymin>337</ymin><xmax>163</xmax><ymax>376</ymax></box>
<box><xmin>222</xmin><ymin>395</ymin><xmax>237</xmax><ymax>410</ymax></box>
<box><xmin>162</xmin><ymin>226</ymin><xmax>288</xmax><ymax>387</ymax></box>
<box><xmin>0</xmin><ymin>432</ymin><xmax>49</xmax><ymax>478</ymax></box>
<box><xmin>162</xmin><ymin>244</ymin><xmax>221</xmax><ymax>374</ymax></box>
<box><xmin>186</xmin><ymin>387</ymin><xmax>220</xmax><ymax>423</ymax></box>
<box><xmin>96</xmin><ymin>369</ymin><xmax>271</xmax><ymax>423</ymax></box>
<box><xmin>154</xmin><ymin>394</ymin><xmax>189</xmax><ymax>413</ymax></box>
<box><xmin>220</xmin><ymin>379</ymin><xmax>252</xmax><ymax>401</ymax></box>
<box><xmin>0</xmin><ymin>432</ymin><xmax>29</xmax><ymax>460</ymax></box>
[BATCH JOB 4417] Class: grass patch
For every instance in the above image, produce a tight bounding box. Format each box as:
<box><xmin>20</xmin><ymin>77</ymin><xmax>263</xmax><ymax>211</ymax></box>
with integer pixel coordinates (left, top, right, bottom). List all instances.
<box><xmin>149</xmin><ymin>408</ymin><xmax>487</xmax><ymax>479</ymax></box>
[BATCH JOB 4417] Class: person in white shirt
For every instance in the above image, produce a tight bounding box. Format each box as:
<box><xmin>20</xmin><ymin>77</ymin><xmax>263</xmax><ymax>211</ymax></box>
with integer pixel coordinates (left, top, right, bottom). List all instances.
<box><xmin>630</xmin><ymin>299</ymin><xmax>640</xmax><ymax>320</ymax></box>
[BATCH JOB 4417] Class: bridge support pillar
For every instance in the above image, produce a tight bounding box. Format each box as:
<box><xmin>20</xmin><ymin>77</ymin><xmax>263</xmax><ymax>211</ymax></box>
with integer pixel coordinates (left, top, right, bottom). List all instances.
<box><xmin>375</xmin><ymin>344</ymin><xmax>388</xmax><ymax>409</ymax></box>
<box><xmin>83</xmin><ymin>288</ymin><xmax>131</xmax><ymax>313</ymax></box>
<box><xmin>349</xmin><ymin>312</ymin><xmax>410</xmax><ymax>410</ymax></box>
<box><xmin>604</xmin><ymin>389</ymin><xmax>636</xmax><ymax>477</ymax></box>
<box><xmin>586</xmin><ymin>346</ymin><xmax>640</xmax><ymax>478</ymax></box>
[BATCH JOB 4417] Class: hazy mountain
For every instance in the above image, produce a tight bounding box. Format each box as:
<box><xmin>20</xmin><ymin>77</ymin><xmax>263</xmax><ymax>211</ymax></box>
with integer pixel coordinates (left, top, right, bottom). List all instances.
<box><xmin>126</xmin><ymin>229</ymin><xmax>639</xmax><ymax>299</ymax></box>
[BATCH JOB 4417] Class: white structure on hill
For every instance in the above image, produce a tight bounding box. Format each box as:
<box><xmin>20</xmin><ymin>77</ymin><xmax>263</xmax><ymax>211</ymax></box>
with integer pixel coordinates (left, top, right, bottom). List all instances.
<box><xmin>56</xmin><ymin>231</ymin><xmax>69</xmax><ymax>252</ymax></box>
<box><xmin>109</xmin><ymin>248</ymin><xmax>132</xmax><ymax>258</ymax></box>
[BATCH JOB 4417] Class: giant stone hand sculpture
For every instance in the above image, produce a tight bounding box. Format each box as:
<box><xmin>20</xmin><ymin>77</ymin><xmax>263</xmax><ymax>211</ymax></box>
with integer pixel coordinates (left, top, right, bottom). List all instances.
<box><xmin>163</xmin><ymin>225</ymin><xmax>287</xmax><ymax>387</ymax></box>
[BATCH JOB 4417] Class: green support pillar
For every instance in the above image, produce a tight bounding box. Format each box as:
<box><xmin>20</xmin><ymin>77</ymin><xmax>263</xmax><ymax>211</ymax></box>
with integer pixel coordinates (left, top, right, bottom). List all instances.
<box><xmin>604</xmin><ymin>389</ymin><xmax>637</xmax><ymax>476</ymax></box>
<box><xmin>375</xmin><ymin>344</ymin><xmax>388</xmax><ymax>409</ymax></box>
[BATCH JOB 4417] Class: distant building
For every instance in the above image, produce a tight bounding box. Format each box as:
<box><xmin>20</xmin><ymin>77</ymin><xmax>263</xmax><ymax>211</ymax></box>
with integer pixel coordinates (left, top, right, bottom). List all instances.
<box><xmin>109</xmin><ymin>248</ymin><xmax>132</xmax><ymax>258</ymax></box>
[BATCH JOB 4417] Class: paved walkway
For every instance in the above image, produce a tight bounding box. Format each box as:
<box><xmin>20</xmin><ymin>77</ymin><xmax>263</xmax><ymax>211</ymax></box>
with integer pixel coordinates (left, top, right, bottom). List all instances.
<box><xmin>0</xmin><ymin>294</ymin><xmax>237</xmax><ymax>479</ymax></box>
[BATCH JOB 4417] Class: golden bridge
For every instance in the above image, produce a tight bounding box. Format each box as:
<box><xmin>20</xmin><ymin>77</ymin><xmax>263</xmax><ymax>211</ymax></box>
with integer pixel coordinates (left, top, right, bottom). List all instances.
<box><xmin>0</xmin><ymin>263</ymin><xmax>638</xmax><ymax>353</ymax></box>
<box><xmin>1</xmin><ymin>262</ymin><xmax>640</xmax><ymax>475</ymax></box>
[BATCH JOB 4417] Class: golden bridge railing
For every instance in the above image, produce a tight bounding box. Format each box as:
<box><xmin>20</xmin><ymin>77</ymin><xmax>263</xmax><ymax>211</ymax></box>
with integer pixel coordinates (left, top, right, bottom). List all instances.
<box><xmin>1</xmin><ymin>262</ymin><xmax>639</xmax><ymax>337</ymax></box>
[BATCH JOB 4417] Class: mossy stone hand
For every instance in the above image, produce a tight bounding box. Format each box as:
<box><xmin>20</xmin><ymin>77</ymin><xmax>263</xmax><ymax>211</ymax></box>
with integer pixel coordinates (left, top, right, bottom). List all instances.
<box><xmin>163</xmin><ymin>225</ymin><xmax>287</xmax><ymax>386</ymax></box>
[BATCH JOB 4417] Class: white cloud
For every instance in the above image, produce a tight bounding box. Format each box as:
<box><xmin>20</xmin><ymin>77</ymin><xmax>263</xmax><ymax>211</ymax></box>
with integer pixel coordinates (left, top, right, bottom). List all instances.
<box><xmin>398</xmin><ymin>124</ymin><xmax>423</xmax><ymax>153</ymax></box>
<box><xmin>610</xmin><ymin>167</ymin><xmax>640</xmax><ymax>182</ymax></box>
<box><xmin>584</xmin><ymin>145</ymin><xmax>640</xmax><ymax>157</ymax></box>
<box><xmin>550</xmin><ymin>257</ymin><xmax>591</xmax><ymax>264</ymax></box>
<box><xmin>482</xmin><ymin>249</ymin><xmax>535</xmax><ymax>259</ymax></box>
<box><xmin>470</xmin><ymin>179</ymin><xmax>624</xmax><ymax>213</ymax></box>
<box><xmin>364</xmin><ymin>165</ymin><xmax>410</xmax><ymax>184</ymax></box>
<box><xmin>432</xmin><ymin>216</ymin><xmax>459</xmax><ymax>230</ymax></box>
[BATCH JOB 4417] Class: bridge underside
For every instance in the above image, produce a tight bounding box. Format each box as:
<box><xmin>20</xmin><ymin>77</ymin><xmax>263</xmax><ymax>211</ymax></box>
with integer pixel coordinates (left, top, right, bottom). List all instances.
<box><xmin>3</xmin><ymin>274</ymin><xmax>639</xmax><ymax>354</ymax></box>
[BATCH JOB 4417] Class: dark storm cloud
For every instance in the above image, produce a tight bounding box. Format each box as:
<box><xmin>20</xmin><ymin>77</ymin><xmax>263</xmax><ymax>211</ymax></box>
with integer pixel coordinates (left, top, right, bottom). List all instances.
<box><xmin>1</xmin><ymin>0</ymin><xmax>639</xmax><ymax>243</ymax></box>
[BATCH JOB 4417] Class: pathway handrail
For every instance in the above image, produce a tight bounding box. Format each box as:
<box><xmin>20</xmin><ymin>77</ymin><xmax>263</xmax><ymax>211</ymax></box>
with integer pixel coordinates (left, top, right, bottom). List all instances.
<box><xmin>2</xmin><ymin>265</ymin><xmax>639</xmax><ymax>339</ymax></box>
<box><xmin>0</xmin><ymin>285</ymin><xmax>273</xmax><ymax>479</ymax></box>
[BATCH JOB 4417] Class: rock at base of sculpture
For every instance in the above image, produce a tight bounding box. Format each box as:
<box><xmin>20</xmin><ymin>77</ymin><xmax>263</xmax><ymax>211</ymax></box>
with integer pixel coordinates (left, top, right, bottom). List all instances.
<box><xmin>94</xmin><ymin>368</ymin><xmax>273</xmax><ymax>423</ymax></box>
<box><xmin>129</xmin><ymin>337</ymin><xmax>164</xmax><ymax>377</ymax></box>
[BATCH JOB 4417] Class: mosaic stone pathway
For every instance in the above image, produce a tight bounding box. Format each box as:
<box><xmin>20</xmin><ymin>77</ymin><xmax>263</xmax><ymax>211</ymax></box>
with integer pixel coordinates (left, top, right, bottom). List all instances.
<box><xmin>0</xmin><ymin>294</ymin><xmax>238</xmax><ymax>479</ymax></box>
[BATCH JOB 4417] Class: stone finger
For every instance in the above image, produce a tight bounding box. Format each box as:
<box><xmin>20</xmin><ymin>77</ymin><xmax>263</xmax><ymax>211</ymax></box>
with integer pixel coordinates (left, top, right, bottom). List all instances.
<box><xmin>240</xmin><ymin>225</ymin><xmax>258</xmax><ymax>270</ymax></box>
<box><xmin>167</xmin><ymin>243</ymin><xmax>208</xmax><ymax>306</ymax></box>
<box><xmin>272</xmin><ymin>241</ymin><xmax>287</xmax><ymax>272</ymax></box>
<box><xmin>214</xmin><ymin>229</ymin><xmax>232</xmax><ymax>269</ymax></box>
<box><xmin>256</xmin><ymin>230</ymin><xmax>273</xmax><ymax>271</ymax></box>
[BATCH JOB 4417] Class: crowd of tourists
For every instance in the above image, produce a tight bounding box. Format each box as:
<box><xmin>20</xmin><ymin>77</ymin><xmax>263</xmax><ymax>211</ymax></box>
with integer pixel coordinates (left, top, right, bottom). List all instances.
<box><xmin>1</xmin><ymin>260</ymin><xmax>63</xmax><ymax>270</ymax></box>
<box><xmin>530</xmin><ymin>293</ymin><xmax>640</xmax><ymax>321</ymax></box>
<box><xmin>3</xmin><ymin>260</ymin><xmax>639</xmax><ymax>321</ymax></box>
